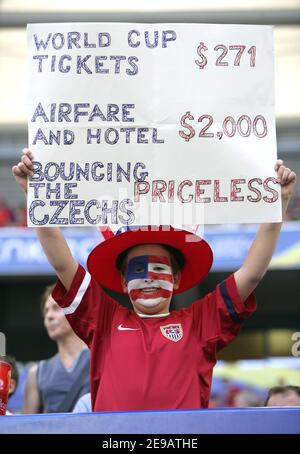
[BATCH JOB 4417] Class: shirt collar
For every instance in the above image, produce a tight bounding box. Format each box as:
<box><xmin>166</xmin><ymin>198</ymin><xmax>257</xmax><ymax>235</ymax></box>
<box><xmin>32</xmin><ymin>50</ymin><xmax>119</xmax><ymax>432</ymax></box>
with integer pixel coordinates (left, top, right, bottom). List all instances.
<box><xmin>136</xmin><ymin>312</ymin><xmax>170</xmax><ymax>318</ymax></box>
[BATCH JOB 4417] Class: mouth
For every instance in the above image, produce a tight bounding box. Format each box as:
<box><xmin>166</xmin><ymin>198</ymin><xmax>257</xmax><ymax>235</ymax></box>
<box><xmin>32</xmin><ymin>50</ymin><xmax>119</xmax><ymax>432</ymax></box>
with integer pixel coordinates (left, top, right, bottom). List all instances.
<box><xmin>140</xmin><ymin>287</ymin><xmax>160</xmax><ymax>293</ymax></box>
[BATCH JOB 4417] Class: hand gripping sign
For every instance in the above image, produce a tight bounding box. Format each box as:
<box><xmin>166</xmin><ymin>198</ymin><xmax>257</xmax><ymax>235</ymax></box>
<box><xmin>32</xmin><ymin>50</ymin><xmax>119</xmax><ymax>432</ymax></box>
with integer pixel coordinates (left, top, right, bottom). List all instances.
<box><xmin>27</xmin><ymin>23</ymin><xmax>281</xmax><ymax>227</ymax></box>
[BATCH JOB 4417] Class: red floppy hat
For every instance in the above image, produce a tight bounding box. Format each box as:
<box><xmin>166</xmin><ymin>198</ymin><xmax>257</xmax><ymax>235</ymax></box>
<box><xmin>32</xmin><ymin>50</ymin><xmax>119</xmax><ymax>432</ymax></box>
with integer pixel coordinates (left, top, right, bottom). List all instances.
<box><xmin>87</xmin><ymin>226</ymin><xmax>213</xmax><ymax>294</ymax></box>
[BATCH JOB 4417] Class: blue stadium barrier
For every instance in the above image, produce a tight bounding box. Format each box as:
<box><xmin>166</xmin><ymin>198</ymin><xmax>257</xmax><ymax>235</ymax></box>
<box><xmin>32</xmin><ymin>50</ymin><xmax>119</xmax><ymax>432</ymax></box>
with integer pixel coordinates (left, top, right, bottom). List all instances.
<box><xmin>1</xmin><ymin>408</ymin><xmax>300</xmax><ymax>434</ymax></box>
<box><xmin>1</xmin><ymin>222</ymin><xmax>300</xmax><ymax>276</ymax></box>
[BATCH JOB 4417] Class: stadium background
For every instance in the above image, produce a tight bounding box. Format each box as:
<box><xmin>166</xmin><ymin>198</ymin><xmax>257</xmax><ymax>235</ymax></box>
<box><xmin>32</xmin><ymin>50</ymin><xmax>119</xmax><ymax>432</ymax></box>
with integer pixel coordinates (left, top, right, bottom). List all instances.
<box><xmin>0</xmin><ymin>0</ymin><xmax>300</xmax><ymax>410</ymax></box>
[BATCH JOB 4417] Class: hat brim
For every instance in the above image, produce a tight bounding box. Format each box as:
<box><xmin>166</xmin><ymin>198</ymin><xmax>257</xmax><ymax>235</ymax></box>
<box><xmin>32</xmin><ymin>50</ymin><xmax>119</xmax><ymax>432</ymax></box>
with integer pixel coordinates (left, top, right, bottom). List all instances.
<box><xmin>87</xmin><ymin>227</ymin><xmax>213</xmax><ymax>294</ymax></box>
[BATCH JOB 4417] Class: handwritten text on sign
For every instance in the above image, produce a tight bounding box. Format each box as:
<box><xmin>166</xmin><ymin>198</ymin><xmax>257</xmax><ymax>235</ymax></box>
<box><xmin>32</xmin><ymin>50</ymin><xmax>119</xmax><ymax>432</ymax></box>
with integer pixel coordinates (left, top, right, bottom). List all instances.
<box><xmin>27</xmin><ymin>23</ymin><xmax>280</xmax><ymax>226</ymax></box>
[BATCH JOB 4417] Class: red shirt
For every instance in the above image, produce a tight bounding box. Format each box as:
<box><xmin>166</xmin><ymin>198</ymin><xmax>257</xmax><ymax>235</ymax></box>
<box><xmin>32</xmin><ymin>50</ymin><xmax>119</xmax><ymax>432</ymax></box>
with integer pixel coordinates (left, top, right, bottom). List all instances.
<box><xmin>52</xmin><ymin>265</ymin><xmax>256</xmax><ymax>412</ymax></box>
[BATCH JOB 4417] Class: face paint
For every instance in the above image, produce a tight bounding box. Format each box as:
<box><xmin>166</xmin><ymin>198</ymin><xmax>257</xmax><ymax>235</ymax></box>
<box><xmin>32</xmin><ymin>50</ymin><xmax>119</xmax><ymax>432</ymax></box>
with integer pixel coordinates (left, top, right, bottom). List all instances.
<box><xmin>126</xmin><ymin>255</ymin><xmax>174</xmax><ymax>307</ymax></box>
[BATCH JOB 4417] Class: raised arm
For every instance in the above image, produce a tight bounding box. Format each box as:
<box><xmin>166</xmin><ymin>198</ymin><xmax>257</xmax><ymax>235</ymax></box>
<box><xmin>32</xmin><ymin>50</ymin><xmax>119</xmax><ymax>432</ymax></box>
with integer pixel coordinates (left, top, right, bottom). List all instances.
<box><xmin>12</xmin><ymin>148</ymin><xmax>78</xmax><ymax>291</ymax></box>
<box><xmin>234</xmin><ymin>159</ymin><xmax>297</xmax><ymax>302</ymax></box>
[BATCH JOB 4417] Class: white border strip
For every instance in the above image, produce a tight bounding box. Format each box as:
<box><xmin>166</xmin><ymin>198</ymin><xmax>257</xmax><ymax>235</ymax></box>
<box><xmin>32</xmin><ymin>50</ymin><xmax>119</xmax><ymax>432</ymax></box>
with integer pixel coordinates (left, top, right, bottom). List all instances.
<box><xmin>63</xmin><ymin>271</ymin><xmax>91</xmax><ymax>315</ymax></box>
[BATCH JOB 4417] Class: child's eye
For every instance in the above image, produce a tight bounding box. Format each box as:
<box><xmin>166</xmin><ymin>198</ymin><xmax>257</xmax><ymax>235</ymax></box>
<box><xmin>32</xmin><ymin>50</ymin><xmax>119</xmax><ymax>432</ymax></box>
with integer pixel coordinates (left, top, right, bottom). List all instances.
<box><xmin>134</xmin><ymin>266</ymin><xmax>145</xmax><ymax>273</ymax></box>
<box><xmin>154</xmin><ymin>266</ymin><xmax>166</xmax><ymax>271</ymax></box>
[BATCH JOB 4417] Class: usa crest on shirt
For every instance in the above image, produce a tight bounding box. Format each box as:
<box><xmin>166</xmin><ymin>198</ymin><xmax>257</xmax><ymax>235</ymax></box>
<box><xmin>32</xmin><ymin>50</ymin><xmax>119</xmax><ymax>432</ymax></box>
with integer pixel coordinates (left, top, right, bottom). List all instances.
<box><xmin>160</xmin><ymin>324</ymin><xmax>183</xmax><ymax>342</ymax></box>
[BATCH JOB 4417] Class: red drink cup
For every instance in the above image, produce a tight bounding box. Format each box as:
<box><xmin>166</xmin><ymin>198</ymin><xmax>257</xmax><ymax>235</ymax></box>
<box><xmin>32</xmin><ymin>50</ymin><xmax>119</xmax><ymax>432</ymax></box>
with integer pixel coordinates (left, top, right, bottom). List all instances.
<box><xmin>0</xmin><ymin>360</ymin><xmax>12</xmax><ymax>416</ymax></box>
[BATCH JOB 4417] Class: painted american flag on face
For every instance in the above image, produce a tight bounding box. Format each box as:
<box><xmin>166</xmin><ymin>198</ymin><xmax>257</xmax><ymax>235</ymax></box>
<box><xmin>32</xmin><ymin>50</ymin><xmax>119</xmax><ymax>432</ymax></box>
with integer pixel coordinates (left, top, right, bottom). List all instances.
<box><xmin>126</xmin><ymin>255</ymin><xmax>174</xmax><ymax>307</ymax></box>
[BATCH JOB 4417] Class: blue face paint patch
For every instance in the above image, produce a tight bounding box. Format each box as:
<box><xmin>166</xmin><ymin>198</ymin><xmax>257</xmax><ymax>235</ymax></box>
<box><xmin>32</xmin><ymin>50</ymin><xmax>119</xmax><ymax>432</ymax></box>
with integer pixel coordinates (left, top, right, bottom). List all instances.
<box><xmin>126</xmin><ymin>256</ymin><xmax>149</xmax><ymax>283</ymax></box>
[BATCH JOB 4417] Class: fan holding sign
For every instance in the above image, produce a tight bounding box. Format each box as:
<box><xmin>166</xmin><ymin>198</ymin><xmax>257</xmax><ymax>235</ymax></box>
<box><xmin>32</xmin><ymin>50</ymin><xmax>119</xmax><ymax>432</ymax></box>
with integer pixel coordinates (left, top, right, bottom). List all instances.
<box><xmin>12</xmin><ymin>23</ymin><xmax>296</xmax><ymax>411</ymax></box>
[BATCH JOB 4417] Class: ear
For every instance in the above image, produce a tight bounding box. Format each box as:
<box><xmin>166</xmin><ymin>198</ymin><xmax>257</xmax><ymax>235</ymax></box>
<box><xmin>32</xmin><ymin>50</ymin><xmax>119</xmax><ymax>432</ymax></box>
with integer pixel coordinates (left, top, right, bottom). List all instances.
<box><xmin>9</xmin><ymin>378</ymin><xmax>16</xmax><ymax>396</ymax></box>
<box><xmin>121</xmin><ymin>274</ymin><xmax>128</xmax><ymax>294</ymax></box>
<box><xmin>173</xmin><ymin>271</ymin><xmax>181</xmax><ymax>290</ymax></box>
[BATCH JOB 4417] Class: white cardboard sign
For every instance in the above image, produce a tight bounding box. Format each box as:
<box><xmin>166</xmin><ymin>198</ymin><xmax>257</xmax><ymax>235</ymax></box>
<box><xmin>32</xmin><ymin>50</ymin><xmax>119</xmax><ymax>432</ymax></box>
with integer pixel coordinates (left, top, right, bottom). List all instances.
<box><xmin>27</xmin><ymin>23</ymin><xmax>281</xmax><ymax>227</ymax></box>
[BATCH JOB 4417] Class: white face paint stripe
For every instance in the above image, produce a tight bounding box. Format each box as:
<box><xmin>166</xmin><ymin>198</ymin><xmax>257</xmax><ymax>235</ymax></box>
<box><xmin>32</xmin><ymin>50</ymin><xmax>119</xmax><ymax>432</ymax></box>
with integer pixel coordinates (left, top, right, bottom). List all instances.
<box><xmin>128</xmin><ymin>279</ymin><xmax>173</xmax><ymax>292</ymax></box>
<box><xmin>135</xmin><ymin>297</ymin><xmax>167</xmax><ymax>307</ymax></box>
<box><xmin>148</xmin><ymin>263</ymin><xmax>172</xmax><ymax>274</ymax></box>
<box><xmin>62</xmin><ymin>271</ymin><xmax>91</xmax><ymax>315</ymax></box>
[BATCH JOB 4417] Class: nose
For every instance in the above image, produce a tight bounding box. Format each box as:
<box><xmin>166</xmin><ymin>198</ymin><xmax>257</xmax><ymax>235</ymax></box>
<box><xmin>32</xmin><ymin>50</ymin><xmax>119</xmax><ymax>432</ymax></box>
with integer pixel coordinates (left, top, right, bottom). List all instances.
<box><xmin>144</xmin><ymin>277</ymin><xmax>154</xmax><ymax>283</ymax></box>
<box><xmin>45</xmin><ymin>307</ymin><xmax>55</xmax><ymax>321</ymax></box>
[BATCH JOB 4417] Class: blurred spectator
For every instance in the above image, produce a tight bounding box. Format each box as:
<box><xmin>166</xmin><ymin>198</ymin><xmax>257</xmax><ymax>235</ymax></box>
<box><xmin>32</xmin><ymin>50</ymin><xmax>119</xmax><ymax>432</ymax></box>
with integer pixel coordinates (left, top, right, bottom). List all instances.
<box><xmin>0</xmin><ymin>199</ymin><xmax>14</xmax><ymax>226</ymax></box>
<box><xmin>209</xmin><ymin>392</ymin><xmax>223</xmax><ymax>408</ymax></box>
<box><xmin>7</xmin><ymin>362</ymin><xmax>31</xmax><ymax>413</ymax></box>
<box><xmin>72</xmin><ymin>392</ymin><xmax>91</xmax><ymax>413</ymax></box>
<box><xmin>223</xmin><ymin>379</ymin><xmax>241</xmax><ymax>407</ymax></box>
<box><xmin>265</xmin><ymin>385</ymin><xmax>300</xmax><ymax>406</ymax></box>
<box><xmin>15</xmin><ymin>205</ymin><xmax>27</xmax><ymax>227</ymax></box>
<box><xmin>209</xmin><ymin>378</ymin><xmax>266</xmax><ymax>408</ymax></box>
<box><xmin>286</xmin><ymin>196</ymin><xmax>300</xmax><ymax>221</ymax></box>
<box><xmin>2</xmin><ymin>355</ymin><xmax>19</xmax><ymax>415</ymax></box>
<box><xmin>233</xmin><ymin>388</ymin><xmax>263</xmax><ymax>407</ymax></box>
<box><xmin>23</xmin><ymin>284</ymin><xmax>90</xmax><ymax>413</ymax></box>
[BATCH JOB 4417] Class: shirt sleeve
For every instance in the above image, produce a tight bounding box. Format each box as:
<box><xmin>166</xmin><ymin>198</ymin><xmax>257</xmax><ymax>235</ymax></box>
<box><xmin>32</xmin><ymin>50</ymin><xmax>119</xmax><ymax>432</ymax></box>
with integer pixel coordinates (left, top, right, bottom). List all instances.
<box><xmin>52</xmin><ymin>263</ymin><xmax>118</xmax><ymax>348</ymax></box>
<box><xmin>189</xmin><ymin>273</ymin><xmax>257</xmax><ymax>352</ymax></box>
